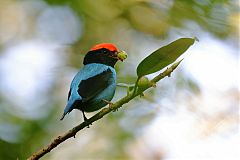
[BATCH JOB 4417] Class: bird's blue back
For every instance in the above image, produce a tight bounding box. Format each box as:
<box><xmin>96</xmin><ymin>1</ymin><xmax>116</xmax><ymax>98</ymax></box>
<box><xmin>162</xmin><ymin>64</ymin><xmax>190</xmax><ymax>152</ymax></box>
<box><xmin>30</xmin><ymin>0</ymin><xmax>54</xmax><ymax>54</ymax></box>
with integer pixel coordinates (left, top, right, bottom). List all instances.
<box><xmin>64</xmin><ymin>63</ymin><xmax>116</xmax><ymax>115</ymax></box>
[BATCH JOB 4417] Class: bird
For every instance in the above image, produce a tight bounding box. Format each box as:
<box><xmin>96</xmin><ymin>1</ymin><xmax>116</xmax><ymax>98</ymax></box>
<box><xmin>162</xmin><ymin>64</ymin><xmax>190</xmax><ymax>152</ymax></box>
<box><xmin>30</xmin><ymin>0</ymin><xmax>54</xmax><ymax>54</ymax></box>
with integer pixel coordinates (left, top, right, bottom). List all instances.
<box><xmin>60</xmin><ymin>43</ymin><xmax>127</xmax><ymax>121</ymax></box>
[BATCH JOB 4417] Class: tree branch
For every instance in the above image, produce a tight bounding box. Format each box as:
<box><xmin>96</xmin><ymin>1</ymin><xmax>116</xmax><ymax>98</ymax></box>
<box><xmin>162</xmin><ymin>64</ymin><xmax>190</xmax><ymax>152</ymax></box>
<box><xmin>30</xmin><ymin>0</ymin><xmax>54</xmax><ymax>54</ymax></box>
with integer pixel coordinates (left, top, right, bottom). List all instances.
<box><xmin>28</xmin><ymin>60</ymin><xmax>182</xmax><ymax>160</ymax></box>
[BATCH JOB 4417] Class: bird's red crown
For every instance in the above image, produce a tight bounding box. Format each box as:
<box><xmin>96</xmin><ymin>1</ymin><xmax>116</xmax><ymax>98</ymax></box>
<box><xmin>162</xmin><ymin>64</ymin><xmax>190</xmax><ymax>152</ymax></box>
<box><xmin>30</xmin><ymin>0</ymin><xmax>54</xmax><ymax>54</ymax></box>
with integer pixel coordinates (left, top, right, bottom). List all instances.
<box><xmin>90</xmin><ymin>43</ymin><xmax>118</xmax><ymax>52</ymax></box>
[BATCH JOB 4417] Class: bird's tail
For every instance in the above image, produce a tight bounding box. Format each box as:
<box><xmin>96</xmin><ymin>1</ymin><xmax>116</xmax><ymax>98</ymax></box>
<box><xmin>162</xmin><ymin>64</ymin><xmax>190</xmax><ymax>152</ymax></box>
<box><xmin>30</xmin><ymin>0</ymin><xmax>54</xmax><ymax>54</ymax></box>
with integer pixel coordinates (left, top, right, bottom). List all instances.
<box><xmin>60</xmin><ymin>111</ymin><xmax>68</xmax><ymax>120</ymax></box>
<box><xmin>60</xmin><ymin>99</ymin><xmax>77</xmax><ymax>120</ymax></box>
<box><xmin>60</xmin><ymin>113</ymin><xmax>66</xmax><ymax>120</ymax></box>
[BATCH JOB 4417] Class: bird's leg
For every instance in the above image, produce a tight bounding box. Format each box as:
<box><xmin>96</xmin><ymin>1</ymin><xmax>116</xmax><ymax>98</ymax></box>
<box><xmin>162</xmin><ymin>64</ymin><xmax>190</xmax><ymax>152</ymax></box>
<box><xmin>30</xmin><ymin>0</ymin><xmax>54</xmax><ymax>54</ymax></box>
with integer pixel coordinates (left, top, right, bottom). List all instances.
<box><xmin>102</xmin><ymin>99</ymin><xmax>118</xmax><ymax>111</ymax></box>
<box><xmin>82</xmin><ymin>111</ymin><xmax>88</xmax><ymax>121</ymax></box>
<box><xmin>102</xmin><ymin>99</ymin><xmax>113</xmax><ymax>107</ymax></box>
<box><xmin>81</xmin><ymin>111</ymin><xmax>91</xmax><ymax>128</ymax></box>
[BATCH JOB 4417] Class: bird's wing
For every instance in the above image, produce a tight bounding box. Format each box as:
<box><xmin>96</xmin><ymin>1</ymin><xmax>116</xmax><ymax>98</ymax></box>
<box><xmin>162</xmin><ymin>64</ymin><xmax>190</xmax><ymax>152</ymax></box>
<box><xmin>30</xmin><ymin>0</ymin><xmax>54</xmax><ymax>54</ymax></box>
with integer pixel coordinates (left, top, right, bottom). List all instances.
<box><xmin>78</xmin><ymin>68</ymin><xmax>112</xmax><ymax>102</ymax></box>
<box><xmin>67</xmin><ymin>88</ymin><xmax>72</xmax><ymax>100</ymax></box>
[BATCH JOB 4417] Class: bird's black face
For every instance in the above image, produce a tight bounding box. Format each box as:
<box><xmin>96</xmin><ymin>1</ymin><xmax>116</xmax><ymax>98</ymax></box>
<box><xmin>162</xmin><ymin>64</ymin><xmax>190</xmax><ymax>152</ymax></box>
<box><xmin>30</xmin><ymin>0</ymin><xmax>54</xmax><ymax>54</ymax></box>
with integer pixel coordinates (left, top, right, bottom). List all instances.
<box><xmin>83</xmin><ymin>48</ymin><xmax>119</xmax><ymax>67</ymax></box>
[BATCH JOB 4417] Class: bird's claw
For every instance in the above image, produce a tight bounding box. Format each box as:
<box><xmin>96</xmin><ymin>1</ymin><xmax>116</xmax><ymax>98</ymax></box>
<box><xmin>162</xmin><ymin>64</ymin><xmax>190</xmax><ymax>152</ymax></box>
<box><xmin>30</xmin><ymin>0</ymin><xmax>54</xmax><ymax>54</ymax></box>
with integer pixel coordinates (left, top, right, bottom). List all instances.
<box><xmin>85</xmin><ymin>121</ymin><xmax>92</xmax><ymax>128</ymax></box>
<box><xmin>102</xmin><ymin>99</ymin><xmax>119</xmax><ymax>111</ymax></box>
<box><xmin>140</xmin><ymin>92</ymin><xmax>144</xmax><ymax>97</ymax></box>
<box><xmin>84</xmin><ymin>118</ymin><xmax>92</xmax><ymax>128</ymax></box>
<box><xmin>113</xmin><ymin>108</ymin><xmax>118</xmax><ymax>112</ymax></box>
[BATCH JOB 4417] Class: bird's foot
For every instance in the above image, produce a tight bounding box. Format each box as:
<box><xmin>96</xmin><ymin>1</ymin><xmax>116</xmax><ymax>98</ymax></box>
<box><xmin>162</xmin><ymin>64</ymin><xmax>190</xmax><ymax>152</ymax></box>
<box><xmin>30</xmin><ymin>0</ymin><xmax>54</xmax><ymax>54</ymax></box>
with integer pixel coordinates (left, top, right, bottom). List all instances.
<box><xmin>102</xmin><ymin>99</ymin><xmax>120</xmax><ymax>112</ymax></box>
<box><xmin>140</xmin><ymin>92</ymin><xmax>144</xmax><ymax>97</ymax></box>
<box><xmin>113</xmin><ymin>108</ymin><xmax>118</xmax><ymax>112</ymax></box>
<box><xmin>84</xmin><ymin>118</ymin><xmax>92</xmax><ymax>128</ymax></box>
<box><xmin>102</xmin><ymin>99</ymin><xmax>114</xmax><ymax>109</ymax></box>
<box><xmin>84</xmin><ymin>119</ymin><xmax>92</xmax><ymax>128</ymax></box>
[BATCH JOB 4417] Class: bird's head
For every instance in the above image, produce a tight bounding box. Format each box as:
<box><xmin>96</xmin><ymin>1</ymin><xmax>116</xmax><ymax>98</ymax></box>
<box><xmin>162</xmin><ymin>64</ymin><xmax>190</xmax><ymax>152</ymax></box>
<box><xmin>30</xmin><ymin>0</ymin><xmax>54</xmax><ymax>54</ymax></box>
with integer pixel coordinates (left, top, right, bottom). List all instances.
<box><xmin>83</xmin><ymin>43</ymin><xmax>127</xmax><ymax>67</ymax></box>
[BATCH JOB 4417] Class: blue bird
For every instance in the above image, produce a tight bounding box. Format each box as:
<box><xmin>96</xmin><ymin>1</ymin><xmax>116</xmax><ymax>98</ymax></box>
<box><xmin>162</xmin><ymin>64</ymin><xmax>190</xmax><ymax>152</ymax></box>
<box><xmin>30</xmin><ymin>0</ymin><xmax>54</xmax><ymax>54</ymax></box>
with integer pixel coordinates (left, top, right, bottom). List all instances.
<box><xmin>60</xmin><ymin>43</ymin><xmax>127</xmax><ymax>121</ymax></box>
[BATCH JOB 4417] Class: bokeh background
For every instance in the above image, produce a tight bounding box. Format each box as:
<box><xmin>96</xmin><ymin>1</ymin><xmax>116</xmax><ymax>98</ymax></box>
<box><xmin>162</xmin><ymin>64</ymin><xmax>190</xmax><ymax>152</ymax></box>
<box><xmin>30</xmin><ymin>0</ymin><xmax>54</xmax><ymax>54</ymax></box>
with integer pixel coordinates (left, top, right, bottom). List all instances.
<box><xmin>0</xmin><ymin>0</ymin><xmax>239</xmax><ymax>160</ymax></box>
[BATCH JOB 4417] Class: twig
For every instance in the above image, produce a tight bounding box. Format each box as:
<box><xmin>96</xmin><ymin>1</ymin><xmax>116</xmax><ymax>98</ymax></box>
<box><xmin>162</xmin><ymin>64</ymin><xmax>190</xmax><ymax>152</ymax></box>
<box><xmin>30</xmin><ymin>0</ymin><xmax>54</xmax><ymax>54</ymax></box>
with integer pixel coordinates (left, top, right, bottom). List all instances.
<box><xmin>27</xmin><ymin>60</ymin><xmax>182</xmax><ymax>160</ymax></box>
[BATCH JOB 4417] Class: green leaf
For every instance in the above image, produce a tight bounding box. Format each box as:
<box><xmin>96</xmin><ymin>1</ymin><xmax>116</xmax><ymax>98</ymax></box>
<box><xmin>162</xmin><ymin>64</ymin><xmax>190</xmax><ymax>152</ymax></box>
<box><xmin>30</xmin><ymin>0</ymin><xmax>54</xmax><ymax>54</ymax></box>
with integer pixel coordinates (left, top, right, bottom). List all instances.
<box><xmin>137</xmin><ymin>38</ymin><xmax>196</xmax><ymax>77</ymax></box>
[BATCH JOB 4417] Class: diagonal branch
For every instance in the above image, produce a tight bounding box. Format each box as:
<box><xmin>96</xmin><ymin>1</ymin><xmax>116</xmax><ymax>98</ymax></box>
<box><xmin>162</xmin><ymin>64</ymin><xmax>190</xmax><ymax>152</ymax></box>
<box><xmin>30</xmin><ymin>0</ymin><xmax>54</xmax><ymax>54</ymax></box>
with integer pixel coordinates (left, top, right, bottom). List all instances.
<box><xmin>27</xmin><ymin>60</ymin><xmax>182</xmax><ymax>160</ymax></box>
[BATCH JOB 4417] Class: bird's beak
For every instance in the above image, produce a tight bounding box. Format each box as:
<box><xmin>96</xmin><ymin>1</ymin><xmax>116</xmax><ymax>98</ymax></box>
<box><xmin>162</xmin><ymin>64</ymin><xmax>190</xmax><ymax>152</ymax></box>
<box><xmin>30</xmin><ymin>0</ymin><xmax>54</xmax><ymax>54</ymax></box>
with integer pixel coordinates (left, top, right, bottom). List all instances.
<box><xmin>116</xmin><ymin>50</ymin><xmax>127</xmax><ymax>61</ymax></box>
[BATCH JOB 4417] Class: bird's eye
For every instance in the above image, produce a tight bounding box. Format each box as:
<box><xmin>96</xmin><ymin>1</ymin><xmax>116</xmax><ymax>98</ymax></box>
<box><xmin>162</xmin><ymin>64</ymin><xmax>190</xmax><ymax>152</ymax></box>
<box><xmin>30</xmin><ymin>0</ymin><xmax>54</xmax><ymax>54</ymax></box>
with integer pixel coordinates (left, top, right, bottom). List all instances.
<box><xmin>102</xmin><ymin>49</ymin><xmax>108</xmax><ymax>54</ymax></box>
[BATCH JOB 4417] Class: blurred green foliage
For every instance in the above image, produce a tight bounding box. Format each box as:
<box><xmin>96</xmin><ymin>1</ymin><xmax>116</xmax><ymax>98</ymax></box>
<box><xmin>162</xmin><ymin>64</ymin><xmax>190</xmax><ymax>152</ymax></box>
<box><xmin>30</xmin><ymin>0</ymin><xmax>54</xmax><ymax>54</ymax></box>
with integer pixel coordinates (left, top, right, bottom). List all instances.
<box><xmin>0</xmin><ymin>0</ymin><xmax>238</xmax><ymax>159</ymax></box>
